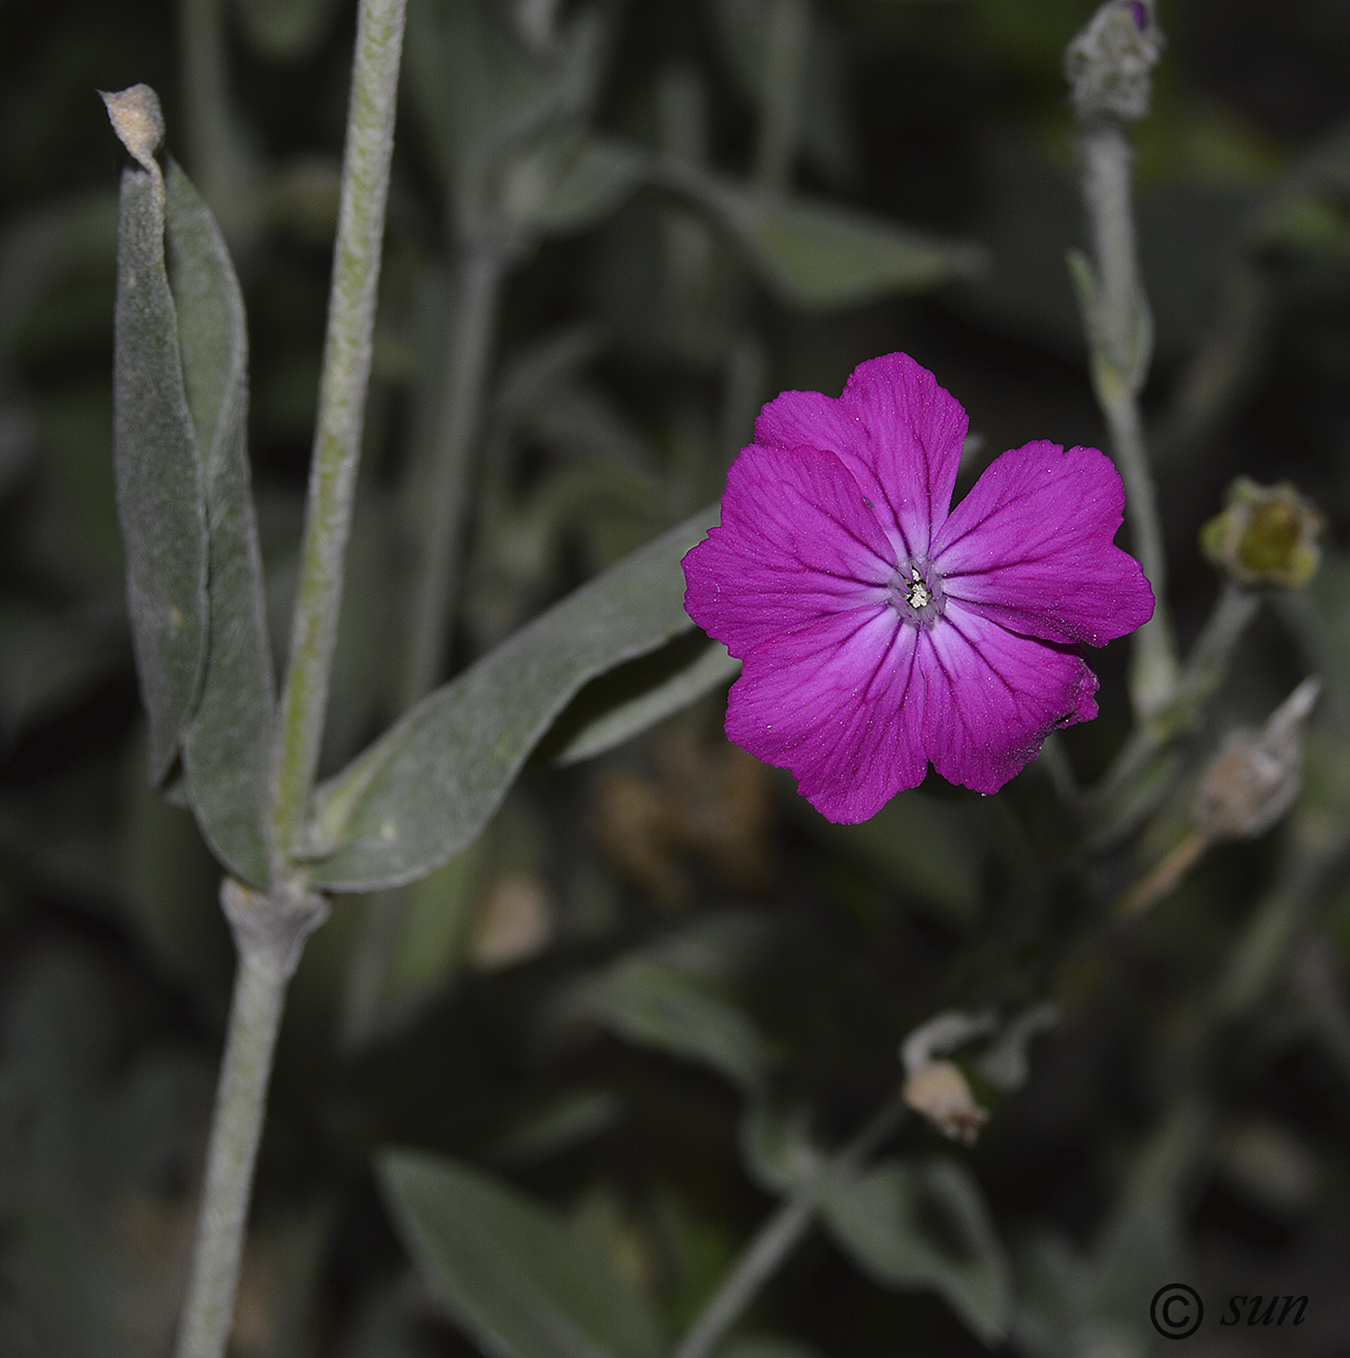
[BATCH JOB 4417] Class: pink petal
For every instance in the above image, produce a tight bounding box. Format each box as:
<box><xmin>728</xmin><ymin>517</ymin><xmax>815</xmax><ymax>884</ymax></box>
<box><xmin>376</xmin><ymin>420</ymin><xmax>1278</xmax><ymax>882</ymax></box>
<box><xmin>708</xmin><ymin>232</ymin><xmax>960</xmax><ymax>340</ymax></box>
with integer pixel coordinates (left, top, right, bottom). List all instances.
<box><xmin>684</xmin><ymin>442</ymin><xmax>894</xmax><ymax>658</ymax></box>
<box><xmin>756</xmin><ymin>354</ymin><xmax>967</xmax><ymax>560</ymax></box>
<box><xmin>921</xmin><ymin>605</ymin><xmax>1099</xmax><ymax>794</ymax></box>
<box><xmin>931</xmin><ymin>441</ymin><xmax>1154</xmax><ymax>646</ymax></box>
<box><xmin>727</xmin><ymin>608</ymin><xmax>927</xmax><ymax>823</ymax></box>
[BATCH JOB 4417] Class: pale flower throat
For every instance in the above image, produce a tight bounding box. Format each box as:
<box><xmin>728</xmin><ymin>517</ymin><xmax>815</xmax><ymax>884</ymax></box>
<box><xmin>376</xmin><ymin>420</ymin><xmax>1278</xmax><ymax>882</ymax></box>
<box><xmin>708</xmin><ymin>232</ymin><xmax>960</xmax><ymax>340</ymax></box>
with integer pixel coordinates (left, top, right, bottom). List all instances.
<box><xmin>887</xmin><ymin>557</ymin><xmax>946</xmax><ymax>628</ymax></box>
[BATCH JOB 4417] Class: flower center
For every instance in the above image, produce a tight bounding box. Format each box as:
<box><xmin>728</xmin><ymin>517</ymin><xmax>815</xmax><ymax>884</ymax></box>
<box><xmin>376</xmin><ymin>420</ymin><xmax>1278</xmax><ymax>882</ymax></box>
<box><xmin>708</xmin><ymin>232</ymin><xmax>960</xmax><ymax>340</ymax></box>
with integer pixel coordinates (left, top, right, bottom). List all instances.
<box><xmin>887</xmin><ymin>558</ymin><xmax>945</xmax><ymax>628</ymax></box>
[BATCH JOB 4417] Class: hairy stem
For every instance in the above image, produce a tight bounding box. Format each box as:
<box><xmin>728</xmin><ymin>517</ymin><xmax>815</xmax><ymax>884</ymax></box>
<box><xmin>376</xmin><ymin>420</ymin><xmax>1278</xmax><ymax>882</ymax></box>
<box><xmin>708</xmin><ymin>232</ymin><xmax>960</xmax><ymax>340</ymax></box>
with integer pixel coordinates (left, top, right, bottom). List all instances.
<box><xmin>175</xmin><ymin>958</ymin><xmax>283</xmax><ymax>1358</ymax></box>
<box><xmin>673</xmin><ymin>1092</ymin><xmax>908</xmax><ymax>1358</ymax></box>
<box><xmin>673</xmin><ymin>1196</ymin><xmax>815</xmax><ymax>1358</ymax></box>
<box><xmin>1090</xmin><ymin>582</ymin><xmax>1261</xmax><ymax>827</ymax></box>
<box><xmin>174</xmin><ymin>884</ymin><xmax>327</xmax><ymax>1358</ymax></box>
<box><xmin>341</xmin><ymin>242</ymin><xmax>505</xmax><ymax>1044</ymax></box>
<box><xmin>1081</xmin><ymin>127</ymin><xmax>1140</xmax><ymax>383</ymax></box>
<box><xmin>177</xmin><ymin>2</ymin><xmax>405</xmax><ymax>1348</ymax></box>
<box><xmin>1078</xmin><ymin>123</ymin><xmax>1178</xmax><ymax>720</ymax></box>
<box><xmin>272</xmin><ymin>0</ymin><xmax>408</xmax><ymax>864</ymax></box>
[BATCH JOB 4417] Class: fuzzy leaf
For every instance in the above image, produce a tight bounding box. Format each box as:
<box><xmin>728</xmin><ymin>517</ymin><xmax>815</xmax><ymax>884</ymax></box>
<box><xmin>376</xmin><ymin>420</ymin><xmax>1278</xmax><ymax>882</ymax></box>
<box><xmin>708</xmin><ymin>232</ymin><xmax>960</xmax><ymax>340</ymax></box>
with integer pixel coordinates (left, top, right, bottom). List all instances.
<box><xmin>554</xmin><ymin>915</ymin><xmax>778</xmax><ymax>1094</ymax></box>
<box><xmin>557</xmin><ymin>954</ymin><xmax>769</xmax><ymax>1094</ymax></box>
<box><xmin>816</xmin><ymin>1157</ymin><xmax>1011</xmax><ymax>1344</ymax></box>
<box><xmin>378</xmin><ymin>1150</ymin><xmax>665</xmax><ymax>1358</ymax></box>
<box><xmin>512</xmin><ymin>135</ymin><xmax>644</xmax><ymax>236</ymax></box>
<box><xmin>547</xmin><ymin>633</ymin><xmax>739</xmax><ymax>767</ymax></box>
<box><xmin>682</xmin><ymin>173</ymin><xmax>985</xmax><ymax>311</ymax></box>
<box><xmin>166</xmin><ymin>162</ymin><xmax>275</xmax><ymax>886</ymax></box>
<box><xmin>405</xmin><ymin>0</ymin><xmax>608</xmax><ymax>231</ymax></box>
<box><xmin>308</xmin><ymin>507</ymin><xmax>716</xmax><ymax>890</ymax></box>
<box><xmin>112</xmin><ymin>166</ymin><xmax>209</xmax><ymax>783</ymax></box>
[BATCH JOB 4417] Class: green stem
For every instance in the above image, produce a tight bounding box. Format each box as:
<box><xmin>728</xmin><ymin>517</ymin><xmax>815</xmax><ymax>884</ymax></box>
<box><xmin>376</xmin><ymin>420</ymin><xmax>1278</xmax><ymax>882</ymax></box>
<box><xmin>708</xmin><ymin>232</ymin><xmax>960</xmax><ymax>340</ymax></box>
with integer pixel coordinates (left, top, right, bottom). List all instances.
<box><xmin>1077</xmin><ymin>121</ymin><xmax>1178</xmax><ymax>720</ymax></box>
<box><xmin>174</xmin><ymin>883</ymin><xmax>327</xmax><ymax>1358</ymax></box>
<box><xmin>1081</xmin><ymin>127</ymin><xmax>1141</xmax><ymax>383</ymax></box>
<box><xmin>1183</xmin><ymin>581</ymin><xmax>1261</xmax><ymax>695</ymax></box>
<box><xmin>1214</xmin><ymin>838</ymin><xmax>1334</xmax><ymax>1019</ymax></box>
<box><xmin>1102</xmin><ymin>390</ymin><xmax>1168</xmax><ymax>654</ymax></box>
<box><xmin>342</xmin><ymin>243</ymin><xmax>505</xmax><ymax>1043</ymax></box>
<box><xmin>673</xmin><ymin>1196</ymin><xmax>815</xmax><ymax>1358</ymax></box>
<box><xmin>397</xmin><ymin>240</ymin><xmax>506</xmax><ymax>711</ymax></box>
<box><xmin>272</xmin><ymin>0</ymin><xmax>408</xmax><ymax>865</ymax></box>
<box><xmin>672</xmin><ymin>1092</ymin><xmax>908</xmax><ymax>1358</ymax></box>
<box><xmin>177</xmin><ymin>1</ymin><xmax>405</xmax><ymax>1347</ymax></box>
<box><xmin>1112</xmin><ymin>824</ymin><xmax>1350</xmax><ymax>1213</ymax></box>
<box><xmin>1089</xmin><ymin>582</ymin><xmax>1261</xmax><ymax>824</ymax></box>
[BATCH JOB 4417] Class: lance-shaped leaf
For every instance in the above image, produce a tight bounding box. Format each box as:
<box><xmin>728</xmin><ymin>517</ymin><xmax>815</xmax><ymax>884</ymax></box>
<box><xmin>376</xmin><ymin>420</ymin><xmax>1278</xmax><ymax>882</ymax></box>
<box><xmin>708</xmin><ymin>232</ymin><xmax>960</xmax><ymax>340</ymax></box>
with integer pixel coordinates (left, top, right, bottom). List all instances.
<box><xmin>378</xmin><ymin>1150</ymin><xmax>665</xmax><ymax>1358</ymax></box>
<box><xmin>546</xmin><ymin>633</ymin><xmax>740</xmax><ymax>767</ymax></box>
<box><xmin>815</xmin><ymin>1157</ymin><xmax>1011</xmax><ymax>1345</ymax></box>
<box><xmin>308</xmin><ymin>507</ymin><xmax>717</xmax><ymax>890</ymax></box>
<box><xmin>112</xmin><ymin>164</ymin><xmax>209</xmax><ymax>784</ymax></box>
<box><xmin>166</xmin><ymin>162</ymin><xmax>275</xmax><ymax>887</ymax></box>
<box><xmin>555</xmin><ymin>951</ymin><xmax>770</xmax><ymax>1095</ymax></box>
<box><xmin>508</xmin><ymin>134</ymin><xmax>644</xmax><ymax>237</ymax></box>
<box><xmin>670</xmin><ymin>167</ymin><xmax>986</xmax><ymax>311</ymax></box>
<box><xmin>406</xmin><ymin>0</ymin><xmax>609</xmax><ymax>232</ymax></box>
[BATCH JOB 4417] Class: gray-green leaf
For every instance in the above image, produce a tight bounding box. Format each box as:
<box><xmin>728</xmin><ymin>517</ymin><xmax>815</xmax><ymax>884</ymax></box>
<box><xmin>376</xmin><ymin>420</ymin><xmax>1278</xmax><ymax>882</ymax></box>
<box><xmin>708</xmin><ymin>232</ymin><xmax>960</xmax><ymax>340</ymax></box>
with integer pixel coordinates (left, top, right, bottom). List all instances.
<box><xmin>556</xmin><ymin>953</ymin><xmax>770</xmax><ymax>1095</ymax></box>
<box><xmin>308</xmin><ymin>506</ymin><xmax>717</xmax><ymax>890</ymax></box>
<box><xmin>405</xmin><ymin>0</ymin><xmax>609</xmax><ymax>233</ymax></box>
<box><xmin>510</xmin><ymin>135</ymin><xmax>644</xmax><ymax>237</ymax></box>
<box><xmin>377</xmin><ymin>1150</ymin><xmax>665</xmax><ymax>1358</ymax></box>
<box><xmin>548</xmin><ymin>634</ymin><xmax>739</xmax><ymax>767</ymax></box>
<box><xmin>553</xmin><ymin>915</ymin><xmax>777</xmax><ymax>1094</ymax></box>
<box><xmin>677</xmin><ymin>171</ymin><xmax>986</xmax><ymax>311</ymax></box>
<box><xmin>112</xmin><ymin>166</ymin><xmax>209</xmax><ymax>784</ymax></box>
<box><xmin>166</xmin><ymin>162</ymin><xmax>275</xmax><ymax>886</ymax></box>
<box><xmin>816</xmin><ymin>1157</ymin><xmax>1011</xmax><ymax>1345</ymax></box>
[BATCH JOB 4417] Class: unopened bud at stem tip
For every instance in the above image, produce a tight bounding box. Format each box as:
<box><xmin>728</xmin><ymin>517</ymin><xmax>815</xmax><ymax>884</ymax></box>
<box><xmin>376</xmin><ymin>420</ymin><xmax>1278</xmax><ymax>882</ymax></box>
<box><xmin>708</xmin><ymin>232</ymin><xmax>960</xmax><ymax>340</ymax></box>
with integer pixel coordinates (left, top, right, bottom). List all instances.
<box><xmin>903</xmin><ymin>1060</ymin><xmax>989</xmax><ymax>1145</ymax></box>
<box><xmin>1065</xmin><ymin>0</ymin><xmax>1165</xmax><ymax>124</ymax></box>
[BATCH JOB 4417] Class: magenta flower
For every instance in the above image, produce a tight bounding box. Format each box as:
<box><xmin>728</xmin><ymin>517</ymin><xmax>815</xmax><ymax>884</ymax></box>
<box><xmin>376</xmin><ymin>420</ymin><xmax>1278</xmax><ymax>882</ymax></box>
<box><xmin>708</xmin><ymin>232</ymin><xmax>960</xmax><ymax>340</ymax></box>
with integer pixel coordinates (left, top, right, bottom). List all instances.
<box><xmin>683</xmin><ymin>353</ymin><xmax>1155</xmax><ymax>822</ymax></box>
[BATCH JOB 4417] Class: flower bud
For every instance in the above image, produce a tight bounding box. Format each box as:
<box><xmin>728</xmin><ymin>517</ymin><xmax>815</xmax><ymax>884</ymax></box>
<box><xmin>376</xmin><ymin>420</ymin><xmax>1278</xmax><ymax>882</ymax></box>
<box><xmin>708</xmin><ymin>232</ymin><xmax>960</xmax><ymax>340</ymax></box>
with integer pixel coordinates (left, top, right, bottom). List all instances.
<box><xmin>900</xmin><ymin>1009</ymin><xmax>994</xmax><ymax>1144</ymax></box>
<box><xmin>1200</xmin><ymin>478</ymin><xmax>1323</xmax><ymax>589</ymax></box>
<box><xmin>1065</xmin><ymin>1</ymin><xmax>1164</xmax><ymax>124</ymax></box>
<box><xmin>902</xmin><ymin>1060</ymin><xmax>989</xmax><ymax>1146</ymax></box>
<box><xmin>1192</xmin><ymin>678</ymin><xmax>1321</xmax><ymax>839</ymax></box>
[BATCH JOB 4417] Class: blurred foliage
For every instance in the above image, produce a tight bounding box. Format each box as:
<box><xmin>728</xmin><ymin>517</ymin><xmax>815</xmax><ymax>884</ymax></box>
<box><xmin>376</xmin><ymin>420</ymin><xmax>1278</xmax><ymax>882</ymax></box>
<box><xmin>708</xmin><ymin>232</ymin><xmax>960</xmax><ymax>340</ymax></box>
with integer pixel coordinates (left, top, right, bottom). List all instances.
<box><xmin>5</xmin><ymin>0</ymin><xmax>1350</xmax><ymax>1355</ymax></box>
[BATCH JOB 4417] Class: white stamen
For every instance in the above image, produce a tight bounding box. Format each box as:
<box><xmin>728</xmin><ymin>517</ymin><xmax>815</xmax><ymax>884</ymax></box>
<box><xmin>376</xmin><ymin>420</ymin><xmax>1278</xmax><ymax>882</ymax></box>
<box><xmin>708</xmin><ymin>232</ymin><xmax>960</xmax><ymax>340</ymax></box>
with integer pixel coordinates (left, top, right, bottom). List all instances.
<box><xmin>906</xmin><ymin>566</ymin><xmax>931</xmax><ymax>610</ymax></box>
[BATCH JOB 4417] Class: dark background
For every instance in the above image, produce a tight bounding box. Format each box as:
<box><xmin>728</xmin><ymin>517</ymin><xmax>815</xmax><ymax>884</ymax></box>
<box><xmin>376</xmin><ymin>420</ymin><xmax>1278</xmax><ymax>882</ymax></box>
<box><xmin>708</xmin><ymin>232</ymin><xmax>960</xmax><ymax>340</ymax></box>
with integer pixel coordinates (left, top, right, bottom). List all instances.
<box><xmin>3</xmin><ymin>1</ymin><xmax>1350</xmax><ymax>1354</ymax></box>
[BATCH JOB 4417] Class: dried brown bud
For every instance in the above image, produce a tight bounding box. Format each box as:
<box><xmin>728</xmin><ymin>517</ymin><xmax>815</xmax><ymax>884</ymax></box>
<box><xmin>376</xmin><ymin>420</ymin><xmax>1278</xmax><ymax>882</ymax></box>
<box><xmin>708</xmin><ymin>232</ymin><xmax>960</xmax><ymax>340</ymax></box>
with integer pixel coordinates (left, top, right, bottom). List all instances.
<box><xmin>470</xmin><ymin>874</ymin><xmax>554</xmax><ymax>971</ymax></box>
<box><xmin>100</xmin><ymin>84</ymin><xmax>164</xmax><ymax>179</ymax></box>
<box><xmin>902</xmin><ymin>1060</ymin><xmax>989</xmax><ymax>1145</ymax></box>
<box><xmin>900</xmin><ymin>1010</ymin><xmax>995</xmax><ymax>1144</ymax></box>
<box><xmin>1192</xmin><ymin>678</ymin><xmax>1321</xmax><ymax>839</ymax></box>
<box><xmin>1200</xmin><ymin>478</ymin><xmax>1323</xmax><ymax>590</ymax></box>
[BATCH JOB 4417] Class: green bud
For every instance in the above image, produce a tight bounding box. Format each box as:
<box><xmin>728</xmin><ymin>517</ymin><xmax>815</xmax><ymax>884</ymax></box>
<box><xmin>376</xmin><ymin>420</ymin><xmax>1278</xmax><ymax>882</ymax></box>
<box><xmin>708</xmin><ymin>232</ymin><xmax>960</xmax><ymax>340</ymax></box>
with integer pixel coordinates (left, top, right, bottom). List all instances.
<box><xmin>1200</xmin><ymin>478</ymin><xmax>1323</xmax><ymax>589</ymax></box>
